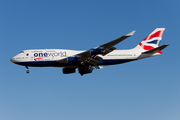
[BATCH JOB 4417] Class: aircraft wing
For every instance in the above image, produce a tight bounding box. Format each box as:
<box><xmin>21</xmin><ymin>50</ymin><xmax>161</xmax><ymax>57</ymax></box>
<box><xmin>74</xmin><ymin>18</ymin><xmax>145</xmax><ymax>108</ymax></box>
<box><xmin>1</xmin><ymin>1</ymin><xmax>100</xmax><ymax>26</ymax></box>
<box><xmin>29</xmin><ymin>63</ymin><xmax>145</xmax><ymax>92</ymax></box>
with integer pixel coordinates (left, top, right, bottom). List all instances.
<box><xmin>58</xmin><ymin>30</ymin><xmax>135</xmax><ymax>65</ymax></box>
<box><xmin>100</xmin><ymin>30</ymin><xmax>135</xmax><ymax>48</ymax></box>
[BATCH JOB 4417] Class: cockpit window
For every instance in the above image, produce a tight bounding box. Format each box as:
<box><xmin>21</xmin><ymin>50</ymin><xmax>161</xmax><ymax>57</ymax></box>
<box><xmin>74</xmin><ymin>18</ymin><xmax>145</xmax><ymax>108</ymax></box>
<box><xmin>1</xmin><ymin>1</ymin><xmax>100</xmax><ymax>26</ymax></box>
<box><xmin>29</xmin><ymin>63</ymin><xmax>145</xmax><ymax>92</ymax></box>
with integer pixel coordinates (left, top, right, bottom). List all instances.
<box><xmin>20</xmin><ymin>51</ymin><xmax>24</xmax><ymax>53</ymax></box>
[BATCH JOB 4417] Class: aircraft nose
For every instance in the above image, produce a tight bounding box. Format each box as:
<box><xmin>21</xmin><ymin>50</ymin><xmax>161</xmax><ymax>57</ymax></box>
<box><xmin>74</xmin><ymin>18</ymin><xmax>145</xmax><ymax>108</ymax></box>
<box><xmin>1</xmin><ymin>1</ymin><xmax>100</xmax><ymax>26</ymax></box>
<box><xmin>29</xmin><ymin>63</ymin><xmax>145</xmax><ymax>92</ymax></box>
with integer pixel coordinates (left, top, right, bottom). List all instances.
<box><xmin>10</xmin><ymin>57</ymin><xmax>16</xmax><ymax>63</ymax></box>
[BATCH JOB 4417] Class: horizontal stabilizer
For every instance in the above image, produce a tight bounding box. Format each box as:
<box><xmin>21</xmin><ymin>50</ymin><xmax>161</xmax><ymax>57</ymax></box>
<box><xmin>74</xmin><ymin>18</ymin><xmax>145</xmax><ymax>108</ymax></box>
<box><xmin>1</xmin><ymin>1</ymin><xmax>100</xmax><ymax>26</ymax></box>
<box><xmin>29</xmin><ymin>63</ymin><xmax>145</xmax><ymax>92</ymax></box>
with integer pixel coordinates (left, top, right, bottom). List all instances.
<box><xmin>143</xmin><ymin>44</ymin><xmax>169</xmax><ymax>54</ymax></box>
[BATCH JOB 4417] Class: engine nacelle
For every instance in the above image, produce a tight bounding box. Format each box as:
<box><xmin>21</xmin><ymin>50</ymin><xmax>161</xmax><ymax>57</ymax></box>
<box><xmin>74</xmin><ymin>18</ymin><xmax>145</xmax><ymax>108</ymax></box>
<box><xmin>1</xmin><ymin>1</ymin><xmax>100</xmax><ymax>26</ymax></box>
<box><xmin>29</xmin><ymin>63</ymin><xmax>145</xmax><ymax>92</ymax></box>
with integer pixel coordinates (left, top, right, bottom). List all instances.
<box><xmin>62</xmin><ymin>67</ymin><xmax>76</xmax><ymax>74</ymax></box>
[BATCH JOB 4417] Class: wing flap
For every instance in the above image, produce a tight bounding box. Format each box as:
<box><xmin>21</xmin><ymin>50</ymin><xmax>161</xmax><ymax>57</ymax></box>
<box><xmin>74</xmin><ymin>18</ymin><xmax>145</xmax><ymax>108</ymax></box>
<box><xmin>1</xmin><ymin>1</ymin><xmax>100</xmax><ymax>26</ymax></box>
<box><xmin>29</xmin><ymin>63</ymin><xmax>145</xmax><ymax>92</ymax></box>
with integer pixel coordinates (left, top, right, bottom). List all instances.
<box><xmin>86</xmin><ymin>56</ymin><xmax>103</xmax><ymax>65</ymax></box>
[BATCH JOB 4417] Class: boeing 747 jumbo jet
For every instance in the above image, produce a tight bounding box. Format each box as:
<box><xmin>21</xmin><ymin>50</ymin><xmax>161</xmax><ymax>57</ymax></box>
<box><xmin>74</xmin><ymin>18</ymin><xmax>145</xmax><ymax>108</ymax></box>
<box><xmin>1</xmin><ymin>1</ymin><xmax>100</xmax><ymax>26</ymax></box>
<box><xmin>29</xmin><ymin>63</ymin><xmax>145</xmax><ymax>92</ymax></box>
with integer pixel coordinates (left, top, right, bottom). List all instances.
<box><xmin>11</xmin><ymin>28</ymin><xmax>169</xmax><ymax>76</ymax></box>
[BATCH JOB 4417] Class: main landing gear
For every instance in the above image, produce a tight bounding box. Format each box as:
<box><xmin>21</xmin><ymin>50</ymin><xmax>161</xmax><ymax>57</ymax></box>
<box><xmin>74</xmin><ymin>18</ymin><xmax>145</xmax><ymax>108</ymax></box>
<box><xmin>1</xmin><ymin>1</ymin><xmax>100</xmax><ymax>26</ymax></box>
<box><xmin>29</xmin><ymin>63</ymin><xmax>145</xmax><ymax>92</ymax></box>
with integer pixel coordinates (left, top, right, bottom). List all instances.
<box><xmin>25</xmin><ymin>66</ymin><xmax>29</xmax><ymax>74</ymax></box>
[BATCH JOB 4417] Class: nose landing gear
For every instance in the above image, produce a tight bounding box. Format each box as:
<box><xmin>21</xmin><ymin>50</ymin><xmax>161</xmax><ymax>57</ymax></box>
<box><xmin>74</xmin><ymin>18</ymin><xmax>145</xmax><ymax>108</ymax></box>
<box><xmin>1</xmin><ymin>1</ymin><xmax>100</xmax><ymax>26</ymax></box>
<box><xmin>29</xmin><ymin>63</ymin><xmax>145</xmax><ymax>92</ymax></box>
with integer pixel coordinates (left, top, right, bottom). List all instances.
<box><xmin>26</xmin><ymin>69</ymin><xmax>29</xmax><ymax>74</ymax></box>
<box><xmin>25</xmin><ymin>66</ymin><xmax>29</xmax><ymax>74</ymax></box>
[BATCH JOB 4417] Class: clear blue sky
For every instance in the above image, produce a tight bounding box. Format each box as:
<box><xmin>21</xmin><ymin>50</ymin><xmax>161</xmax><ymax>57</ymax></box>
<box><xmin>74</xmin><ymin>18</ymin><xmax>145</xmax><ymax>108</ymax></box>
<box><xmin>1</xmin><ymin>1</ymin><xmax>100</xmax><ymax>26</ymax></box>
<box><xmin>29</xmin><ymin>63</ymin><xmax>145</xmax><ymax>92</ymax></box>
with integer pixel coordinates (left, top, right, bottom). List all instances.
<box><xmin>1</xmin><ymin>0</ymin><xmax>180</xmax><ymax>120</ymax></box>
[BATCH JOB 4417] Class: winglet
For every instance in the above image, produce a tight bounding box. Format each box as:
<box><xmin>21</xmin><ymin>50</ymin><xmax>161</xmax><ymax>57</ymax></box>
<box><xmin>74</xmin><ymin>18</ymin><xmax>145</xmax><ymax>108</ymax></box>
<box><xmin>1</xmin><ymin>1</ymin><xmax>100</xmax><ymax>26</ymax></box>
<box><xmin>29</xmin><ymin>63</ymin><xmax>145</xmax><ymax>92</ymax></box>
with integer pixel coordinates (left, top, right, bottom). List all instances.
<box><xmin>126</xmin><ymin>30</ymin><xmax>136</xmax><ymax>36</ymax></box>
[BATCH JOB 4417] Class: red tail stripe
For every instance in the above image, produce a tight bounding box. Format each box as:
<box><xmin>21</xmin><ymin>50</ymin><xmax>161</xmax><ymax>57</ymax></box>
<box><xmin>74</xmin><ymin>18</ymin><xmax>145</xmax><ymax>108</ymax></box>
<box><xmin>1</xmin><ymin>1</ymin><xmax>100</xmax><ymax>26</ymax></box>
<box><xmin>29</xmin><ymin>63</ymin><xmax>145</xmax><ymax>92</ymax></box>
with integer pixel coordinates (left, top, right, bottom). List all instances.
<box><xmin>149</xmin><ymin>30</ymin><xmax>161</xmax><ymax>40</ymax></box>
<box><xmin>143</xmin><ymin>36</ymin><xmax>148</xmax><ymax>41</ymax></box>
<box><xmin>143</xmin><ymin>45</ymin><xmax>154</xmax><ymax>50</ymax></box>
<box><xmin>158</xmin><ymin>50</ymin><xmax>163</xmax><ymax>54</ymax></box>
<box><xmin>143</xmin><ymin>30</ymin><xmax>162</xmax><ymax>41</ymax></box>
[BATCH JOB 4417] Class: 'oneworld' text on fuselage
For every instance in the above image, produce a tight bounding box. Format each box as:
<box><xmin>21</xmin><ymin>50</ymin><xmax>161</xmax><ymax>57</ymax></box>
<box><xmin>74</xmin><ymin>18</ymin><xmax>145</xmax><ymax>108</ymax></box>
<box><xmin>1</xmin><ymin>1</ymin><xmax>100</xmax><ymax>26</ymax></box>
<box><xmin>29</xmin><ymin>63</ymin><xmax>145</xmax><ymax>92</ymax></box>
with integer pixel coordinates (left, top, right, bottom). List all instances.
<box><xmin>34</xmin><ymin>51</ymin><xmax>66</xmax><ymax>57</ymax></box>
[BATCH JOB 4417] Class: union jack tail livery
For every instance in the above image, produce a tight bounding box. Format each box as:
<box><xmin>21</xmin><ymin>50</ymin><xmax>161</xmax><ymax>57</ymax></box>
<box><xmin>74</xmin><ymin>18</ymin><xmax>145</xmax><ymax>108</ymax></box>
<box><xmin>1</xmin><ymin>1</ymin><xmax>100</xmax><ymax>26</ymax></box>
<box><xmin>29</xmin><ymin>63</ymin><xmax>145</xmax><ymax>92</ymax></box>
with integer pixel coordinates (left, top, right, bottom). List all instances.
<box><xmin>134</xmin><ymin>28</ymin><xmax>165</xmax><ymax>54</ymax></box>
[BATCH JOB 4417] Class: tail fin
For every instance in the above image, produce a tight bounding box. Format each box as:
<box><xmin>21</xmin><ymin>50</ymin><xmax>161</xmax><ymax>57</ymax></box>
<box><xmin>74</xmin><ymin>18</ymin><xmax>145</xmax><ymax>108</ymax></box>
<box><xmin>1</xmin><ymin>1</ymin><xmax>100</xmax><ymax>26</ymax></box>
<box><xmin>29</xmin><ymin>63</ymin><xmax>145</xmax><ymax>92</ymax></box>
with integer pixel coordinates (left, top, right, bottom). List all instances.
<box><xmin>134</xmin><ymin>28</ymin><xmax>165</xmax><ymax>54</ymax></box>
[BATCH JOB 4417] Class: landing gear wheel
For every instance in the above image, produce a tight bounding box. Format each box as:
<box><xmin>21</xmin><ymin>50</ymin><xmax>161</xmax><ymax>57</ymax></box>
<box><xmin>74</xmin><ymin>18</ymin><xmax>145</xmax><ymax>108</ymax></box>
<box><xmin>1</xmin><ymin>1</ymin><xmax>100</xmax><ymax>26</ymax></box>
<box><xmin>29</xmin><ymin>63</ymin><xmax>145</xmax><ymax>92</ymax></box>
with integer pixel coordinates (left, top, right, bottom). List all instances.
<box><xmin>25</xmin><ymin>66</ymin><xmax>29</xmax><ymax>74</ymax></box>
<box><xmin>26</xmin><ymin>70</ymin><xmax>29</xmax><ymax>74</ymax></box>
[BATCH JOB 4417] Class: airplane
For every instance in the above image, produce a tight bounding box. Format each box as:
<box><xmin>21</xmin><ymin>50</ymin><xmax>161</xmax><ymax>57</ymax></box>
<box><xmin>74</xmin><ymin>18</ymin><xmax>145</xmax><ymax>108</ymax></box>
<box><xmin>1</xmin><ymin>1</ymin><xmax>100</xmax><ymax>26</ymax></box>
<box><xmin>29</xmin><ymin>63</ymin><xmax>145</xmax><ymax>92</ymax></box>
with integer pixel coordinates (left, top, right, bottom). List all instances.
<box><xmin>10</xmin><ymin>28</ymin><xmax>169</xmax><ymax>76</ymax></box>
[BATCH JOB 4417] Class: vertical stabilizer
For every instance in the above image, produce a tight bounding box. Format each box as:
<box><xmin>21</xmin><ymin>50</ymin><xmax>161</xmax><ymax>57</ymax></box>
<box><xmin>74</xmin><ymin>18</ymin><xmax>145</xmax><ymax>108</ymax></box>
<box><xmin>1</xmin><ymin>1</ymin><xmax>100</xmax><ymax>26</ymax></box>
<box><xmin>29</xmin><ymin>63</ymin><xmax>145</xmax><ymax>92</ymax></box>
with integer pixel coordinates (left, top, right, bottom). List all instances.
<box><xmin>133</xmin><ymin>28</ymin><xmax>165</xmax><ymax>54</ymax></box>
